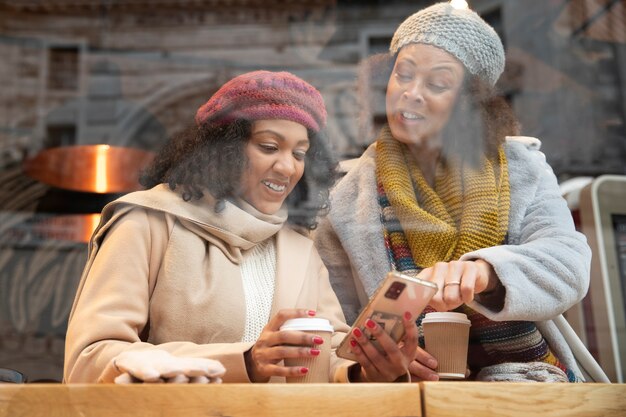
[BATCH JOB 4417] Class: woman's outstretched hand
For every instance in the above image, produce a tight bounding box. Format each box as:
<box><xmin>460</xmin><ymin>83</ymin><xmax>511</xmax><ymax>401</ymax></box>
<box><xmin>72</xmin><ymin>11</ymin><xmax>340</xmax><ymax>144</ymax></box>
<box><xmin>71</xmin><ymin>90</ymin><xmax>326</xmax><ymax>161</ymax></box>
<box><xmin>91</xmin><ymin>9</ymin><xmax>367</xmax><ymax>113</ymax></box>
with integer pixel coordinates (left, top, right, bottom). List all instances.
<box><xmin>348</xmin><ymin>311</ymin><xmax>418</xmax><ymax>382</ymax></box>
<box><xmin>417</xmin><ymin>259</ymin><xmax>498</xmax><ymax>312</ymax></box>
<box><xmin>245</xmin><ymin>309</ymin><xmax>323</xmax><ymax>382</ymax></box>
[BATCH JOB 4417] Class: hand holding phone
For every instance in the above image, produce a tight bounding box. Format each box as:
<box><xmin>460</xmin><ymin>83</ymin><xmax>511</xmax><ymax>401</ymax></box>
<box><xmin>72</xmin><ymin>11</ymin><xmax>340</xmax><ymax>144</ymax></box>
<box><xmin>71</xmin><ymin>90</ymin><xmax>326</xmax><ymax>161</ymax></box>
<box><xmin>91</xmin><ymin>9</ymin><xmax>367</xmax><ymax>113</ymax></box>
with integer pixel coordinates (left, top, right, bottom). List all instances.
<box><xmin>336</xmin><ymin>271</ymin><xmax>437</xmax><ymax>362</ymax></box>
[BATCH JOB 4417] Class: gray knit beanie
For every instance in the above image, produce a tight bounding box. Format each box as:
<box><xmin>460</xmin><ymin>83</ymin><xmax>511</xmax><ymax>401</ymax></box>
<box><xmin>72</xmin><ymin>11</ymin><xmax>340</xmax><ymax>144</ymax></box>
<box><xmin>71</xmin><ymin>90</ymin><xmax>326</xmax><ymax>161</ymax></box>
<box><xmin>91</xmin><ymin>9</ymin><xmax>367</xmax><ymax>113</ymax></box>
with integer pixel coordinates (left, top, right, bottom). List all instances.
<box><xmin>390</xmin><ymin>2</ymin><xmax>505</xmax><ymax>86</ymax></box>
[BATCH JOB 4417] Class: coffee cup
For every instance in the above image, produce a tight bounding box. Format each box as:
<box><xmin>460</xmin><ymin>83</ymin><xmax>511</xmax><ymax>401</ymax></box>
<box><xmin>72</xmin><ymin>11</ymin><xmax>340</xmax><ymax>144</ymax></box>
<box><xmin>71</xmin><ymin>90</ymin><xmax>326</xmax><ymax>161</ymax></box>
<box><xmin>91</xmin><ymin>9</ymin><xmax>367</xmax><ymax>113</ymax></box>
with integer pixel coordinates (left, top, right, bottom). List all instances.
<box><xmin>422</xmin><ymin>312</ymin><xmax>471</xmax><ymax>379</ymax></box>
<box><xmin>279</xmin><ymin>317</ymin><xmax>333</xmax><ymax>383</ymax></box>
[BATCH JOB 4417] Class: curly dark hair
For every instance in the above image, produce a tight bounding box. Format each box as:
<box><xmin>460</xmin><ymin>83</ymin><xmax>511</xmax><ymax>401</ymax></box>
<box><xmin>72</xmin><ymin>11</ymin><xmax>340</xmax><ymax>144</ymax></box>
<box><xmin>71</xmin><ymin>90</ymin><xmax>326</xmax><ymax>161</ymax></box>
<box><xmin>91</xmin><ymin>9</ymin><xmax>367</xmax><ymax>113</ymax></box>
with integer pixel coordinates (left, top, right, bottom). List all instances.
<box><xmin>140</xmin><ymin>119</ymin><xmax>339</xmax><ymax>230</ymax></box>
<box><xmin>358</xmin><ymin>52</ymin><xmax>520</xmax><ymax>167</ymax></box>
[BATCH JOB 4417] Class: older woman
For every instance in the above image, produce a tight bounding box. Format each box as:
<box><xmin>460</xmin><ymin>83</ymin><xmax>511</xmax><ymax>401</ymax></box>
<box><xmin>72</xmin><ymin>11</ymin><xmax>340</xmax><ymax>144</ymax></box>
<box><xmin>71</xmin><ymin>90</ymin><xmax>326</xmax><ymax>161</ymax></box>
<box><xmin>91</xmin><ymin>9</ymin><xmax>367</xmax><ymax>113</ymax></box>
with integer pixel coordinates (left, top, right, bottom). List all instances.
<box><xmin>315</xmin><ymin>2</ymin><xmax>593</xmax><ymax>382</ymax></box>
<box><xmin>64</xmin><ymin>71</ymin><xmax>372</xmax><ymax>384</ymax></box>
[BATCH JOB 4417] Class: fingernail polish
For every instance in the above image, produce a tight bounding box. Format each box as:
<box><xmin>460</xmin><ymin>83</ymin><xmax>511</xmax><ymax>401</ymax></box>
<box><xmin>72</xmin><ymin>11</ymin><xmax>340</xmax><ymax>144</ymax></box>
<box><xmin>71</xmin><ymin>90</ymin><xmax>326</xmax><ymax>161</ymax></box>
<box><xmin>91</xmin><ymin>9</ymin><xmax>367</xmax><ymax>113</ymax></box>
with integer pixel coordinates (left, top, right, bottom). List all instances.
<box><xmin>353</xmin><ymin>327</ymin><xmax>363</xmax><ymax>337</ymax></box>
<box><xmin>350</xmin><ymin>339</ymin><xmax>357</xmax><ymax>347</ymax></box>
<box><xmin>307</xmin><ymin>310</ymin><xmax>316</xmax><ymax>317</ymax></box>
<box><xmin>365</xmin><ymin>319</ymin><xmax>376</xmax><ymax>329</ymax></box>
<box><xmin>310</xmin><ymin>349</ymin><xmax>321</xmax><ymax>356</ymax></box>
<box><xmin>404</xmin><ymin>311</ymin><xmax>412</xmax><ymax>320</ymax></box>
<box><xmin>300</xmin><ymin>367</ymin><xmax>309</xmax><ymax>374</ymax></box>
<box><xmin>313</xmin><ymin>336</ymin><xmax>324</xmax><ymax>344</ymax></box>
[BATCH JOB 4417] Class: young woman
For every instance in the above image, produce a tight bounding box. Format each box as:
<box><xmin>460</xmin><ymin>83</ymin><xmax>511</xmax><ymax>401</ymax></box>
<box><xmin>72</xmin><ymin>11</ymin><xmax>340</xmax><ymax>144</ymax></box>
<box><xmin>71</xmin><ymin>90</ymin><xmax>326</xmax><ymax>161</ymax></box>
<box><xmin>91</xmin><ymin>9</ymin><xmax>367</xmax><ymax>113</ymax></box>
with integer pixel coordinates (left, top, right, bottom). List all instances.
<box><xmin>315</xmin><ymin>3</ymin><xmax>593</xmax><ymax>382</ymax></box>
<box><xmin>64</xmin><ymin>70</ymin><xmax>417</xmax><ymax>383</ymax></box>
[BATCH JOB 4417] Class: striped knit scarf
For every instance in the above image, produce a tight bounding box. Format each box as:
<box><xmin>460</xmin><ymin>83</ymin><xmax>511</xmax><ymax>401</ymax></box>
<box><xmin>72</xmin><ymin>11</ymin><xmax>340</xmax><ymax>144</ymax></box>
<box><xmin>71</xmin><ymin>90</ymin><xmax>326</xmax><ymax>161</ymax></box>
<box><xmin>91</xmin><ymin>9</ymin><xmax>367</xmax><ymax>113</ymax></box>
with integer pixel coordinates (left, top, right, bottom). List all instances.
<box><xmin>376</xmin><ymin>125</ymin><xmax>509</xmax><ymax>265</ymax></box>
<box><xmin>375</xmin><ymin>125</ymin><xmax>578</xmax><ymax>382</ymax></box>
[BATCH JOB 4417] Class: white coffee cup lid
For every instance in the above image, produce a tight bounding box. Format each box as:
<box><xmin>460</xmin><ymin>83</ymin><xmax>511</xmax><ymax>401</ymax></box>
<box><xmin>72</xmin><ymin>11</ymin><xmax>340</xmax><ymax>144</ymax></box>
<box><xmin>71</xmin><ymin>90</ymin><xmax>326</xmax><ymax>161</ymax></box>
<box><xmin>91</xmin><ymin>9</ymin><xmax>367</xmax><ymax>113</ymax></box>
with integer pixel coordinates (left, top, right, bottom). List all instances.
<box><xmin>280</xmin><ymin>317</ymin><xmax>334</xmax><ymax>332</ymax></box>
<box><xmin>422</xmin><ymin>312</ymin><xmax>471</xmax><ymax>325</ymax></box>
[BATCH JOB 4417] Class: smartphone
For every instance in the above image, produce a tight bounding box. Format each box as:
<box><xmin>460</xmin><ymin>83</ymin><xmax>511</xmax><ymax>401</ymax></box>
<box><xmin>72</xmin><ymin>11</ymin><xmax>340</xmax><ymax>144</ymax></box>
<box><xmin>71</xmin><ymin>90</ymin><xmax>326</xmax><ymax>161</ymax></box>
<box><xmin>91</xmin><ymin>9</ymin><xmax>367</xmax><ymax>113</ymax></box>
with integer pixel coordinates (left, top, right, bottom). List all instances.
<box><xmin>336</xmin><ymin>271</ymin><xmax>438</xmax><ymax>361</ymax></box>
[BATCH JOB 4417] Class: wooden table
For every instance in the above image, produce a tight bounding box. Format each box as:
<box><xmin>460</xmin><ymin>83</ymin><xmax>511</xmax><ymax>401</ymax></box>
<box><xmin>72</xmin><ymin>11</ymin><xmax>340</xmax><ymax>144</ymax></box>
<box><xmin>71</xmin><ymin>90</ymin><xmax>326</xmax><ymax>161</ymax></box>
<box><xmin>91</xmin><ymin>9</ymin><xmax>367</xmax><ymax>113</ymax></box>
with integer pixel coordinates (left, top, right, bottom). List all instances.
<box><xmin>421</xmin><ymin>382</ymin><xmax>625</xmax><ymax>417</ymax></box>
<box><xmin>0</xmin><ymin>383</ymin><xmax>422</xmax><ymax>417</ymax></box>
<box><xmin>1</xmin><ymin>382</ymin><xmax>625</xmax><ymax>417</ymax></box>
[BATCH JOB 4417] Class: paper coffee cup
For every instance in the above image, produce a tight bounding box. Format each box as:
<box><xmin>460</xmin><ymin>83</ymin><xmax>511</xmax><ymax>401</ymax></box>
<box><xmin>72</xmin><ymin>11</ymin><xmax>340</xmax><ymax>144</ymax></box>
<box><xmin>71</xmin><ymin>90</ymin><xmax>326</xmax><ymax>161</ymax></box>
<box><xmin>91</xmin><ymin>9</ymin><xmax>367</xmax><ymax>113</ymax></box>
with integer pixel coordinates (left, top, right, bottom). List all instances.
<box><xmin>422</xmin><ymin>312</ymin><xmax>471</xmax><ymax>380</ymax></box>
<box><xmin>279</xmin><ymin>318</ymin><xmax>333</xmax><ymax>383</ymax></box>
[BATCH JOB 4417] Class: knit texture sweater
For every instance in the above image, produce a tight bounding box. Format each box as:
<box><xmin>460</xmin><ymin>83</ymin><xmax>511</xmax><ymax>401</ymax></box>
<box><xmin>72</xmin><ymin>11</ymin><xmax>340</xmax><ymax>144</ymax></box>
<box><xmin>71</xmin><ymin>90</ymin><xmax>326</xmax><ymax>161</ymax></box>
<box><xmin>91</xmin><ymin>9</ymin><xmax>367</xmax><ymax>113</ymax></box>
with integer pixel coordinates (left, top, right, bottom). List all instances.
<box><xmin>241</xmin><ymin>239</ymin><xmax>276</xmax><ymax>343</ymax></box>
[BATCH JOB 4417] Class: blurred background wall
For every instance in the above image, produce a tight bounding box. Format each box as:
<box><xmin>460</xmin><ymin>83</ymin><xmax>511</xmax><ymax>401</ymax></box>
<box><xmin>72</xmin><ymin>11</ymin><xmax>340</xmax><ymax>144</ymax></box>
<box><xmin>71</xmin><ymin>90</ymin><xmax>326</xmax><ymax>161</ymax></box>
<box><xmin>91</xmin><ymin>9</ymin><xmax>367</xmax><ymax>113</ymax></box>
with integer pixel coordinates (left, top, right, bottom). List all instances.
<box><xmin>0</xmin><ymin>0</ymin><xmax>624</xmax><ymax>382</ymax></box>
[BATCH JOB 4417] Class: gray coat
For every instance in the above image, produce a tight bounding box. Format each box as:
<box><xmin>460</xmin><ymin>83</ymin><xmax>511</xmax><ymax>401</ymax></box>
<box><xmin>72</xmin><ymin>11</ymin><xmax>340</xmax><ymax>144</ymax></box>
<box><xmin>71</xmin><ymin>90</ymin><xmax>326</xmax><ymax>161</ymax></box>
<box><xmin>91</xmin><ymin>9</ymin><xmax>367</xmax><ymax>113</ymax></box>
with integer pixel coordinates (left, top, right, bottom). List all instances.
<box><xmin>314</xmin><ymin>136</ymin><xmax>592</xmax><ymax>380</ymax></box>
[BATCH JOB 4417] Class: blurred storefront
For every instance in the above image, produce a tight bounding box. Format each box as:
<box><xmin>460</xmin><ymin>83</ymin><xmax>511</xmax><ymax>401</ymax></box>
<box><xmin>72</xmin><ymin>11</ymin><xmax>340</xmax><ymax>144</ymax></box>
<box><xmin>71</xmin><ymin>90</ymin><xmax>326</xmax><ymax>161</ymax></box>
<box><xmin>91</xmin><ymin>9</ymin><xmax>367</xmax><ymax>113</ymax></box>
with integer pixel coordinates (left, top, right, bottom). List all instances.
<box><xmin>0</xmin><ymin>0</ymin><xmax>624</xmax><ymax>382</ymax></box>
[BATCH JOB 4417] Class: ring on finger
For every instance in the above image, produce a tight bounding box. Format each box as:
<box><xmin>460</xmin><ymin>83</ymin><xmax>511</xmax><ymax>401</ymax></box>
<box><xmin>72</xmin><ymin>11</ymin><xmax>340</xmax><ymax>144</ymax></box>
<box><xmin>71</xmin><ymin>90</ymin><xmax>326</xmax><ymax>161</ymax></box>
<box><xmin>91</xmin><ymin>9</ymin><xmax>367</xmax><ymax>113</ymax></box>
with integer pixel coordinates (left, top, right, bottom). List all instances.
<box><xmin>443</xmin><ymin>281</ymin><xmax>462</xmax><ymax>288</ymax></box>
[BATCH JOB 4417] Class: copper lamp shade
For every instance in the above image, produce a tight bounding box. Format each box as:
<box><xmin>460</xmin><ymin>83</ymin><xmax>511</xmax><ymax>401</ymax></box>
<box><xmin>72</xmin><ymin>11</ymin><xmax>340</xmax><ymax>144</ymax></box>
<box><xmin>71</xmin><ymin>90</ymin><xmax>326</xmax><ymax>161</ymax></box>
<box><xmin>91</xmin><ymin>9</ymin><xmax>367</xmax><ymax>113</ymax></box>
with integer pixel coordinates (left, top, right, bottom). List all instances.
<box><xmin>23</xmin><ymin>145</ymin><xmax>155</xmax><ymax>194</ymax></box>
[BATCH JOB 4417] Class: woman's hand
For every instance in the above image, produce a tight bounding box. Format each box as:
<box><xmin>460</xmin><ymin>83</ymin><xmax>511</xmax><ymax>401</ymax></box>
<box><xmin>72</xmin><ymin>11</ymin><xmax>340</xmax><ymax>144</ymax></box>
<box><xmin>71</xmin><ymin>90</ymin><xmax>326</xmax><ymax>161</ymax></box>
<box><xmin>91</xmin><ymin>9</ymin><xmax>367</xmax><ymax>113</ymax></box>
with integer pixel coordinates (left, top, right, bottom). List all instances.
<box><xmin>408</xmin><ymin>347</ymin><xmax>440</xmax><ymax>381</ymax></box>
<box><xmin>417</xmin><ymin>259</ymin><xmax>498</xmax><ymax>312</ymax></box>
<box><xmin>348</xmin><ymin>311</ymin><xmax>418</xmax><ymax>382</ymax></box>
<box><xmin>245</xmin><ymin>309</ymin><xmax>322</xmax><ymax>382</ymax></box>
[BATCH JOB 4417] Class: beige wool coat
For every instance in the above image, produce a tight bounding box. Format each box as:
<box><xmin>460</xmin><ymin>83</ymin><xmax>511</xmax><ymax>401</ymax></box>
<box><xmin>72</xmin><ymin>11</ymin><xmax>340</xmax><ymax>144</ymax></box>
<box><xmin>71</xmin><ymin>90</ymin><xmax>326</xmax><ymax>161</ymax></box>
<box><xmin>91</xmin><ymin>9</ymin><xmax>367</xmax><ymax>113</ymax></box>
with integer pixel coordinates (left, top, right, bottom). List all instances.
<box><xmin>64</xmin><ymin>184</ymin><xmax>352</xmax><ymax>383</ymax></box>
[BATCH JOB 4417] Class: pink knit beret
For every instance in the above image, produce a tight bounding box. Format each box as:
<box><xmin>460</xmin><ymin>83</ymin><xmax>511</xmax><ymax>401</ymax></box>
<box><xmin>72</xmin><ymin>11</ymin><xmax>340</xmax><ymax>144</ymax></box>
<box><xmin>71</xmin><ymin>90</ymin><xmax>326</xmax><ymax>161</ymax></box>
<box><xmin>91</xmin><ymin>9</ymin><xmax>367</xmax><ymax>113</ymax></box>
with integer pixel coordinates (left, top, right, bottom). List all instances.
<box><xmin>195</xmin><ymin>70</ymin><xmax>327</xmax><ymax>132</ymax></box>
